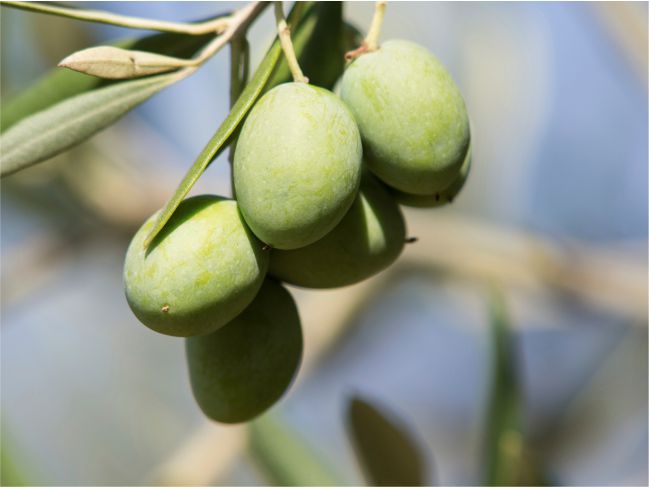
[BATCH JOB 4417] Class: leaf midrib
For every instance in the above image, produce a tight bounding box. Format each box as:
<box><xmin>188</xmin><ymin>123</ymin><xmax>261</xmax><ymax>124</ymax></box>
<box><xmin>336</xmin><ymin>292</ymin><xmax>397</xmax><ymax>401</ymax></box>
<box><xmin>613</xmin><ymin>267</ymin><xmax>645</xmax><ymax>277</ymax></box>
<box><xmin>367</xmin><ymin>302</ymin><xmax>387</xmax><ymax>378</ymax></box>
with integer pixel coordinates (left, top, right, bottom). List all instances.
<box><xmin>1</xmin><ymin>74</ymin><xmax>177</xmax><ymax>171</ymax></box>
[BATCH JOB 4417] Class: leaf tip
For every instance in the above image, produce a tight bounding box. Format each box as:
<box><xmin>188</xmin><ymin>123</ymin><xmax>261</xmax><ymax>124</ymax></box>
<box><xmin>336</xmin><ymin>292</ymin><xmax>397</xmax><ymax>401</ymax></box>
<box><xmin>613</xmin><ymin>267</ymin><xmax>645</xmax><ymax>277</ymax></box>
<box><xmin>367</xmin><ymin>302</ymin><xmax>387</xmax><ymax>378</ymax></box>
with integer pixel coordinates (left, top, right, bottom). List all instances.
<box><xmin>57</xmin><ymin>51</ymin><xmax>82</xmax><ymax>72</ymax></box>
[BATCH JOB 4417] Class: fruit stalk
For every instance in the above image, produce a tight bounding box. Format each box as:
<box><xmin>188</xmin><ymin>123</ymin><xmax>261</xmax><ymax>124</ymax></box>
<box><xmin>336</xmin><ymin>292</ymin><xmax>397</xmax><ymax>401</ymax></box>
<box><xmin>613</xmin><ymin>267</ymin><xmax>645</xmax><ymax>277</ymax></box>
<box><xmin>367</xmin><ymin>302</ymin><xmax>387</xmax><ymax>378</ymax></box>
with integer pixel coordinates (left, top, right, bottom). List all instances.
<box><xmin>365</xmin><ymin>1</ymin><xmax>387</xmax><ymax>51</ymax></box>
<box><xmin>274</xmin><ymin>2</ymin><xmax>309</xmax><ymax>83</ymax></box>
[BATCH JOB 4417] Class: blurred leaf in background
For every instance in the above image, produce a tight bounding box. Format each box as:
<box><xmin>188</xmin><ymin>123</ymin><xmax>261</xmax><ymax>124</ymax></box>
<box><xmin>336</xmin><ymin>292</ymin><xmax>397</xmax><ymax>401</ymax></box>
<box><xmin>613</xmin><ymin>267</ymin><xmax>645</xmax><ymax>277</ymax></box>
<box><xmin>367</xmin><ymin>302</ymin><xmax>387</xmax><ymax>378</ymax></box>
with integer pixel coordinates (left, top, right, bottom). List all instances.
<box><xmin>1</xmin><ymin>424</ymin><xmax>38</xmax><ymax>486</ymax></box>
<box><xmin>347</xmin><ymin>395</ymin><xmax>427</xmax><ymax>486</ymax></box>
<box><xmin>484</xmin><ymin>289</ymin><xmax>549</xmax><ymax>486</ymax></box>
<box><xmin>248</xmin><ymin>414</ymin><xmax>341</xmax><ymax>486</ymax></box>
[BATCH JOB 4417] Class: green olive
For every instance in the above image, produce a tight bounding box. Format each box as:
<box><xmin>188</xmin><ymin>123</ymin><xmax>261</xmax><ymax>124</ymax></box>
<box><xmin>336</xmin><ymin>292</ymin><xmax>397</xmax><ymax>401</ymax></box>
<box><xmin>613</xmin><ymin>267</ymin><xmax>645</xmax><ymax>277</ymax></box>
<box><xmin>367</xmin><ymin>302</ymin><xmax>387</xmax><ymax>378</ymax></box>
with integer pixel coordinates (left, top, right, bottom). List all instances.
<box><xmin>123</xmin><ymin>195</ymin><xmax>268</xmax><ymax>337</ymax></box>
<box><xmin>234</xmin><ymin>82</ymin><xmax>362</xmax><ymax>250</ymax></box>
<box><xmin>340</xmin><ymin>39</ymin><xmax>470</xmax><ymax>195</ymax></box>
<box><xmin>269</xmin><ymin>171</ymin><xmax>405</xmax><ymax>288</ymax></box>
<box><xmin>391</xmin><ymin>143</ymin><xmax>472</xmax><ymax>208</ymax></box>
<box><xmin>185</xmin><ymin>279</ymin><xmax>302</xmax><ymax>423</ymax></box>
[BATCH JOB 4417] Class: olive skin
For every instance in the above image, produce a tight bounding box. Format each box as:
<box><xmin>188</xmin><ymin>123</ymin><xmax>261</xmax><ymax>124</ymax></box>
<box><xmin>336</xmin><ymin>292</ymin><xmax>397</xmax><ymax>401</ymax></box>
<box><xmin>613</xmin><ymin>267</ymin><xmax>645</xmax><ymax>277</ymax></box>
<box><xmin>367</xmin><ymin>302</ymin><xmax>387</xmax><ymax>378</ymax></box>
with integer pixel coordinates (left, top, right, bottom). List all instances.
<box><xmin>340</xmin><ymin>39</ymin><xmax>470</xmax><ymax>195</ymax></box>
<box><xmin>391</xmin><ymin>143</ymin><xmax>472</xmax><ymax>208</ymax></box>
<box><xmin>269</xmin><ymin>171</ymin><xmax>405</xmax><ymax>288</ymax></box>
<box><xmin>185</xmin><ymin>279</ymin><xmax>303</xmax><ymax>424</ymax></box>
<box><xmin>234</xmin><ymin>82</ymin><xmax>362</xmax><ymax>250</ymax></box>
<box><xmin>123</xmin><ymin>196</ymin><xmax>268</xmax><ymax>337</ymax></box>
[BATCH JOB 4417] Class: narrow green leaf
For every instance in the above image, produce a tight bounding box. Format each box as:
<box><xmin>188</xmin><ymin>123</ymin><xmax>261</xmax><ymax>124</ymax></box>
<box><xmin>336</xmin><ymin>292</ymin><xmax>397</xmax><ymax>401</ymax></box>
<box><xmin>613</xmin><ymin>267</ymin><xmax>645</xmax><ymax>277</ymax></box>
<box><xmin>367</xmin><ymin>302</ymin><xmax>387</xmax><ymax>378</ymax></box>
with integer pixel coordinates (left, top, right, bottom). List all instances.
<box><xmin>228</xmin><ymin>36</ymin><xmax>250</xmax><ymax>167</ymax></box>
<box><xmin>59</xmin><ymin>45</ymin><xmax>194</xmax><ymax>79</ymax></box>
<box><xmin>484</xmin><ymin>289</ymin><xmax>524</xmax><ymax>486</ymax></box>
<box><xmin>1</xmin><ymin>30</ymin><xmax>214</xmax><ymax>131</ymax></box>
<box><xmin>0</xmin><ymin>72</ymin><xmax>181</xmax><ymax>177</ymax></box>
<box><xmin>1</xmin><ymin>68</ymin><xmax>100</xmax><ymax>132</ymax></box>
<box><xmin>249</xmin><ymin>414</ymin><xmax>341</xmax><ymax>486</ymax></box>
<box><xmin>142</xmin><ymin>1</ymin><xmax>317</xmax><ymax>249</ymax></box>
<box><xmin>347</xmin><ymin>396</ymin><xmax>427</xmax><ymax>486</ymax></box>
<box><xmin>484</xmin><ymin>290</ymin><xmax>553</xmax><ymax>486</ymax></box>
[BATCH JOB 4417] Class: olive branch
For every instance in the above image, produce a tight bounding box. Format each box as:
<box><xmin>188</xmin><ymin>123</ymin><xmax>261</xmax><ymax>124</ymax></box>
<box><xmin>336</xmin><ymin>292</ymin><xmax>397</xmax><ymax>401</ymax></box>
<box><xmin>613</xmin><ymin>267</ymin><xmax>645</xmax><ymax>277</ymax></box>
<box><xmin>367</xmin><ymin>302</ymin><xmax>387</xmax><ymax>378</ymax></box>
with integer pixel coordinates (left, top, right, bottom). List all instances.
<box><xmin>0</xmin><ymin>1</ymin><xmax>352</xmax><ymax>247</ymax></box>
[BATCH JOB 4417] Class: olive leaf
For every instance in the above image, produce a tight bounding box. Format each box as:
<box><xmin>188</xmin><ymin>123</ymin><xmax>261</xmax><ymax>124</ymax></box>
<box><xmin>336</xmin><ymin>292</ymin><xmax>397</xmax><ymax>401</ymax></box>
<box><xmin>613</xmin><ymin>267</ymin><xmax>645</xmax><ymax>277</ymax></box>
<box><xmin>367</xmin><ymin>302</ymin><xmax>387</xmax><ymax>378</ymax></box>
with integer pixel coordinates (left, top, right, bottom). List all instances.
<box><xmin>249</xmin><ymin>414</ymin><xmax>341</xmax><ymax>486</ymax></box>
<box><xmin>347</xmin><ymin>396</ymin><xmax>427</xmax><ymax>486</ymax></box>
<box><xmin>143</xmin><ymin>0</ymin><xmax>338</xmax><ymax>248</ymax></box>
<box><xmin>140</xmin><ymin>35</ymin><xmax>286</xmax><ymax>248</ymax></box>
<box><xmin>0</xmin><ymin>27</ymin><xmax>219</xmax><ymax>176</ymax></box>
<box><xmin>1</xmin><ymin>68</ymin><xmax>102</xmax><ymax>133</ymax></box>
<box><xmin>1</xmin><ymin>29</ymin><xmax>215</xmax><ymax>131</ymax></box>
<box><xmin>59</xmin><ymin>46</ymin><xmax>194</xmax><ymax>79</ymax></box>
<box><xmin>0</xmin><ymin>72</ymin><xmax>182</xmax><ymax>177</ymax></box>
<box><xmin>484</xmin><ymin>289</ymin><xmax>525</xmax><ymax>486</ymax></box>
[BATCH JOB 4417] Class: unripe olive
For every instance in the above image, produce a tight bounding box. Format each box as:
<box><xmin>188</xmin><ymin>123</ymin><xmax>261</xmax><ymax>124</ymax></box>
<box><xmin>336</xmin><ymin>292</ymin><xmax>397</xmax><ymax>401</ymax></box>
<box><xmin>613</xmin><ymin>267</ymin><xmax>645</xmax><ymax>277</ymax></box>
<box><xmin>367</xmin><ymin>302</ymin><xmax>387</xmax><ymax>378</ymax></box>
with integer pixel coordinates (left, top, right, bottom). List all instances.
<box><xmin>391</xmin><ymin>144</ymin><xmax>472</xmax><ymax>208</ymax></box>
<box><xmin>234</xmin><ymin>82</ymin><xmax>362</xmax><ymax>250</ymax></box>
<box><xmin>269</xmin><ymin>171</ymin><xmax>405</xmax><ymax>288</ymax></box>
<box><xmin>185</xmin><ymin>279</ymin><xmax>302</xmax><ymax>423</ymax></box>
<box><xmin>340</xmin><ymin>40</ymin><xmax>470</xmax><ymax>195</ymax></box>
<box><xmin>123</xmin><ymin>196</ymin><xmax>268</xmax><ymax>337</ymax></box>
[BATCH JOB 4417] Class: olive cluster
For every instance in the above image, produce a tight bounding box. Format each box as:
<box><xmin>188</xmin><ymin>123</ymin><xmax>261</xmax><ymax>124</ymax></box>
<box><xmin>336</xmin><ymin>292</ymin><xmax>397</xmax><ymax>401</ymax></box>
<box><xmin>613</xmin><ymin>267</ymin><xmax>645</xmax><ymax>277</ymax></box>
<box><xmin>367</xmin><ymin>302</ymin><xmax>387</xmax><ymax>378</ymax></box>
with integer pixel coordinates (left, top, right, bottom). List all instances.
<box><xmin>123</xmin><ymin>40</ymin><xmax>471</xmax><ymax>423</ymax></box>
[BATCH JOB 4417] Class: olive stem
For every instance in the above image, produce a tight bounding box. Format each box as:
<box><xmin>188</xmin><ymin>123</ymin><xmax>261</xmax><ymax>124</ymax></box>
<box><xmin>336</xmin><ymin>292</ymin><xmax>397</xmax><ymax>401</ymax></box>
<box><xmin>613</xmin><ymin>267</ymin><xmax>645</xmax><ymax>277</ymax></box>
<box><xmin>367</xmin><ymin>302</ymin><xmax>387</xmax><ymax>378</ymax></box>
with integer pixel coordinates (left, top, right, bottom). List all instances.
<box><xmin>187</xmin><ymin>2</ymin><xmax>265</xmax><ymax>68</ymax></box>
<box><xmin>146</xmin><ymin>2</ymin><xmax>263</xmax><ymax>77</ymax></box>
<box><xmin>365</xmin><ymin>1</ymin><xmax>387</xmax><ymax>52</ymax></box>
<box><xmin>274</xmin><ymin>1</ymin><xmax>309</xmax><ymax>83</ymax></box>
<box><xmin>54</xmin><ymin>3</ymin><xmax>264</xmax><ymax>81</ymax></box>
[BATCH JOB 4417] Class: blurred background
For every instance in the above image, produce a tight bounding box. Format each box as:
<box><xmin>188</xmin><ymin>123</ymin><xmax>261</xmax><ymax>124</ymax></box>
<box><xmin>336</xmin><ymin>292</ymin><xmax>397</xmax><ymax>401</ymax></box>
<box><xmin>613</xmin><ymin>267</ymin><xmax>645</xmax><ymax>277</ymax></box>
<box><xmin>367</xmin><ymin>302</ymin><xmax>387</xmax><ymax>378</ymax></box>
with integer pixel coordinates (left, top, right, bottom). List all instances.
<box><xmin>1</xmin><ymin>1</ymin><xmax>647</xmax><ymax>485</ymax></box>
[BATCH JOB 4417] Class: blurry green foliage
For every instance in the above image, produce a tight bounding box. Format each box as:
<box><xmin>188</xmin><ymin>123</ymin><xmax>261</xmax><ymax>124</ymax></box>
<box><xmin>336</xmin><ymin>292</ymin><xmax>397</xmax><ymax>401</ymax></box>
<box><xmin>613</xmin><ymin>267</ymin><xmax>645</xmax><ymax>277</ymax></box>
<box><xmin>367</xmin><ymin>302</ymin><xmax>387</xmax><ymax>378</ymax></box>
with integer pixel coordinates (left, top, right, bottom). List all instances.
<box><xmin>484</xmin><ymin>289</ymin><xmax>549</xmax><ymax>486</ymax></box>
<box><xmin>1</xmin><ymin>425</ymin><xmax>36</xmax><ymax>486</ymax></box>
<box><xmin>248</xmin><ymin>414</ymin><xmax>341</xmax><ymax>486</ymax></box>
<box><xmin>347</xmin><ymin>396</ymin><xmax>427</xmax><ymax>486</ymax></box>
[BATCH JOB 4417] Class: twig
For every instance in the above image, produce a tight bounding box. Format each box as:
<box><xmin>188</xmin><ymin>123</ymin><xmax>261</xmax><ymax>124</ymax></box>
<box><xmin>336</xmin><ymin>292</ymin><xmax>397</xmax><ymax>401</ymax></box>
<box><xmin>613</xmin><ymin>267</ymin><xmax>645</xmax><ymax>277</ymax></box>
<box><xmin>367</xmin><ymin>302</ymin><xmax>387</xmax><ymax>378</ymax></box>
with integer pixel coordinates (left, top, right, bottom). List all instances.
<box><xmin>145</xmin><ymin>424</ymin><xmax>248</xmax><ymax>486</ymax></box>
<box><xmin>592</xmin><ymin>2</ymin><xmax>648</xmax><ymax>85</ymax></box>
<box><xmin>3</xmin><ymin>0</ymin><xmax>234</xmax><ymax>35</ymax></box>
<box><xmin>401</xmin><ymin>211</ymin><xmax>648</xmax><ymax>321</ymax></box>
<box><xmin>55</xmin><ymin>3</ymin><xmax>266</xmax><ymax>81</ymax></box>
<box><xmin>181</xmin><ymin>2</ymin><xmax>266</xmax><ymax>72</ymax></box>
